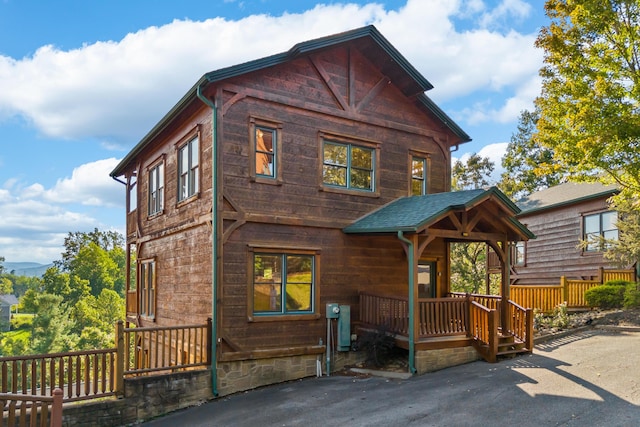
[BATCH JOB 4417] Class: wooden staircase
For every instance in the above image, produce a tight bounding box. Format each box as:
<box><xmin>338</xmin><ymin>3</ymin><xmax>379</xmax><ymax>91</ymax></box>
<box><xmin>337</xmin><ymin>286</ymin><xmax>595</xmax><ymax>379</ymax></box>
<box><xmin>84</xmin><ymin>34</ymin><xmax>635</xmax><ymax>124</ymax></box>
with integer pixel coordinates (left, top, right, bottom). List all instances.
<box><xmin>496</xmin><ymin>333</ymin><xmax>529</xmax><ymax>359</ymax></box>
<box><xmin>472</xmin><ymin>331</ymin><xmax>531</xmax><ymax>363</ymax></box>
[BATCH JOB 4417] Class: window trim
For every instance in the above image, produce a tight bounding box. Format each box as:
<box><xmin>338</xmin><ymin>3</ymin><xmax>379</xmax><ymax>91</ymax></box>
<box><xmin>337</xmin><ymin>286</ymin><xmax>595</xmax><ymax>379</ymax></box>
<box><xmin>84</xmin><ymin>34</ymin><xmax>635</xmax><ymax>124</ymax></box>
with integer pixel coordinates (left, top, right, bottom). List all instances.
<box><xmin>513</xmin><ymin>241</ymin><xmax>526</xmax><ymax>267</ymax></box>
<box><xmin>138</xmin><ymin>258</ymin><xmax>157</xmax><ymax>320</ymax></box>
<box><xmin>582</xmin><ymin>210</ymin><xmax>618</xmax><ymax>252</ymax></box>
<box><xmin>249</xmin><ymin>117</ymin><xmax>283</xmax><ymax>185</ymax></box>
<box><xmin>318</xmin><ymin>131</ymin><xmax>380</xmax><ymax>197</ymax></box>
<box><xmin>176</xmin><ymin>128</ymin><xmax>201</xmax><ymax>205</ymax></box>
<box><xmin>247</xmin><ymin>245</ymin><xmax>321</xmax><ymax>322</ymax></box>
<box><xmin>408</xmin><ymin>150</ymin><xmax>430</xmax><ymax>196</ymax></box>
<box><xmin>147</xmin><ymin>157</ymin><xmax>165</xmax><ymax>218</ymax></box>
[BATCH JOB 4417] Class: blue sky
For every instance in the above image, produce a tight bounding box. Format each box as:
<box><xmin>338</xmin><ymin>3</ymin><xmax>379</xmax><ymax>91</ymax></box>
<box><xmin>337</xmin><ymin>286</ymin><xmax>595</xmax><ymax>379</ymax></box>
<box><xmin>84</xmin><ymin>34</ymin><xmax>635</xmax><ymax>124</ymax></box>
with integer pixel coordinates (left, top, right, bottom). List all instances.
<box><xmin>0</xmin><ymin>0</ymin><xmax>546</xmax><ymax>264</ymax></box>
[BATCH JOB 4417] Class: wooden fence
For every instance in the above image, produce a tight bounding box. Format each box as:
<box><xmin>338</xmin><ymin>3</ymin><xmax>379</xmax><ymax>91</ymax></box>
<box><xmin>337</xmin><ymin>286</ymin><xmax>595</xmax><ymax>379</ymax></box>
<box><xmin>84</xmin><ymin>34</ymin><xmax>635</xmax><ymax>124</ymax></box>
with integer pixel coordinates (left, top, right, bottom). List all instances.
<box><xmin>511</xmin><ymin>268</ymin><xmax>636</xmax><ymax>313</ymax></box>
<box><xmin>1</xmin><ymin>320</ymin><xmax>211</xmax><ymax>409</ymax></box>
<box><xmin>0</xmin><ymin>388</ymin><xmax>62</xmax><ymax>427</ymax></box>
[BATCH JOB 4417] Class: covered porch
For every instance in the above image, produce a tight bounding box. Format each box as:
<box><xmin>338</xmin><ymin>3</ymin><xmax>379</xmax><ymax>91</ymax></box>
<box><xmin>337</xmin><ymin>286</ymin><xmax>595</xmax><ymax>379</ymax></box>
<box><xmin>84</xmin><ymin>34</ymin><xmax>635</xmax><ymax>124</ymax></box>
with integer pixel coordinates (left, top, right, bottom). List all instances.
<box><xmin>344</xmin><ymin>187</ymin><xmax>536</xmax><ymax>370</ymax></box>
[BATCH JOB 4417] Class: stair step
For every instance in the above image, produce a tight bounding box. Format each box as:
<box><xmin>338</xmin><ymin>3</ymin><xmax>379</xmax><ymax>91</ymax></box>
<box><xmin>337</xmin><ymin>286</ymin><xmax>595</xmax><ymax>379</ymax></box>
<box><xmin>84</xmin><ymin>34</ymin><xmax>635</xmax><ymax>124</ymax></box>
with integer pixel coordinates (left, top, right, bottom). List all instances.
<box><xmin>497</xmin><ymin>348</ymin><xmax>530</xmax><ymax>356</ymax></box>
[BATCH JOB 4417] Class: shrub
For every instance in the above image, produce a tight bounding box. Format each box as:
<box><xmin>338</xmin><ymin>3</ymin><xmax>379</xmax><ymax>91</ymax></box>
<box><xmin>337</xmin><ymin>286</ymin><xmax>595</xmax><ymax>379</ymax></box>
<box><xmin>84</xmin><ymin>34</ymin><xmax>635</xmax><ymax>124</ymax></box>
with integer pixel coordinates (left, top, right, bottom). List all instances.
<box><xmin>604</xmin><ymin>279</ymin><xmax>634</xmax><ymax>287</ymax></box>
<box><xmin>585</xmin><ymin>285</ymin><xmax>626</xmax><ymax>309</ymax></box>
<box><xmin>623</xmin><ymin>283</ymin><xmax>640</xmax><ymax>308</ymax></box>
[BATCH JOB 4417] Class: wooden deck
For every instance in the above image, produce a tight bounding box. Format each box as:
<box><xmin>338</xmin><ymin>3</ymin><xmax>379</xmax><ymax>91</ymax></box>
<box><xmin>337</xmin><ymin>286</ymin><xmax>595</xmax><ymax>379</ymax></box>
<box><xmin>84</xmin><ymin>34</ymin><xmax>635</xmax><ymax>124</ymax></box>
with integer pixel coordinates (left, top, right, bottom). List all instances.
<box><xmin>359</xmin><ymin>291</ymin><xmax>533</xmax><ymax>362</ymax></box>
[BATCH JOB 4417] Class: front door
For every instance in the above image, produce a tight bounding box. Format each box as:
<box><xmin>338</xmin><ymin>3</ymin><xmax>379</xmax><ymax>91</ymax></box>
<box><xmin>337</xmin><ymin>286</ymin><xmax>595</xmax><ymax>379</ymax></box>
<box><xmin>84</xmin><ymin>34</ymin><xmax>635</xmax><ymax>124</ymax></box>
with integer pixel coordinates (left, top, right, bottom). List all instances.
<box><xmin>418</xmin><ymin>261</ymin><xmax>436</xmax><ymax>298</ymax></box>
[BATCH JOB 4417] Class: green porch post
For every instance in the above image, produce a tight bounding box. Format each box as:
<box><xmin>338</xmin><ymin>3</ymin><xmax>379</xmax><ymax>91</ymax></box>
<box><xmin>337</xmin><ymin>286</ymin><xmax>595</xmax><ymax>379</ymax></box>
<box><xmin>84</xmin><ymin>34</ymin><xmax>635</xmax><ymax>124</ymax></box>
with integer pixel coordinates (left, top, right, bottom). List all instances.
<box><xmin>397</xmin><ymin>231</ymin><xmax>417</xmax><ymax>374</ymax></box>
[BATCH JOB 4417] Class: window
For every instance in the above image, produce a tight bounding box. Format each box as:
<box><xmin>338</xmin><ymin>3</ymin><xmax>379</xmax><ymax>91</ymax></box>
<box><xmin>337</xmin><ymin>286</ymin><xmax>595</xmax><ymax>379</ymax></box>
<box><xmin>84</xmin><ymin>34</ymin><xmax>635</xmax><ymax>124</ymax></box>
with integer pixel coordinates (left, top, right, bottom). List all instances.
<box><xmin>139</xmin><ymin>259</ymin><xmax>156</xmax><ymax>318</ymax></box>
<box><xmin>584</xmin><ymin>211</ymin><xmax>618</xmax><ymax>251</ymax></box>
<box><xmin>250</xmin><ymin>118</ymin><xmax>282</xmax><ymax>184</ymax></box>
<box><xmin>255</xmin><ymin>126</ymin><xmax>276</xmax><ymax>177</ymax></box>
<box><xmin>252</xmin><ymin>252</ymin><xmax>315</xmax><ymax>316</ymax></box>
<box><xmin>148</xmin><ymin>162</ymin><xmax>164</xmax><ymax>216</ymax></box>
<box><xmin>323</xmin><ymin>140</ymin><xmax>375</xmax><ymax>191</ymax></box>
<box><xmin>411</xmin><ymin>156</ymin><xmax>427</xmax><ymax>196</ymax></box>
<box><xmin>178</xmin><ymin>136</ymin><xmax>199</xmax><ymax>202</ymax></box>
<box><xmin>513</xmin><ymin>241</ymin><xmax>526</xmax><ymax>266</ymax></box>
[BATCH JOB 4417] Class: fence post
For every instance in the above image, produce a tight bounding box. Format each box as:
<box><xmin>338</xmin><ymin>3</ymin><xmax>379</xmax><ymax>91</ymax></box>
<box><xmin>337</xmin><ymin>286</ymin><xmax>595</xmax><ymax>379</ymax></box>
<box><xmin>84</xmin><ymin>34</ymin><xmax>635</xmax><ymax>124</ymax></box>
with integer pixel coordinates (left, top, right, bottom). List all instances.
<box><xmin>560</xmin><ymin>276</ymin><xmax>567</xmax><ymax>305</ymax></box>
<box><xmin>115</xmin><ymin>320</ymin><xmax>125</xmax><ymax>397</ymax></box>
<box><xmin>524</xmin><ymin>308</ymin><xmax>534</xmax><ymax>352</ymax></box>
<box><xmin>50</xmin><ymin>388</ymin><xmax>63</xmax><ymax>427</ymax></box>
<box><xmin>599</xmin><ymin>267</ymin><xmax>604</xmax><ymax>284</ymax></box>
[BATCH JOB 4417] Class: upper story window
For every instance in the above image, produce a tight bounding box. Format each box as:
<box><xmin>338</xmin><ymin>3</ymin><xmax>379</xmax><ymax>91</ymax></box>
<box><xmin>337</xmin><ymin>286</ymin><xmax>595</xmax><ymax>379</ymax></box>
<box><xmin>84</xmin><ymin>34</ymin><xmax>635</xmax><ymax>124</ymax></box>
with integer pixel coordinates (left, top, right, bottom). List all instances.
<box><xmin>322</xmin><ymin>140</ymin><xmax>375</xmax><ymax>192</ymax></box>
<box><xmin>148</xmin><ymin>161</ymin><xmax>164</xmax><ymax>216</ymax></box>
<box><xmin>583</xmin><ymin>210</ymin><xmax>618</xmax><ymax>252</ymax></box>
<box><xmin>411</xmin><ymin>156</ymin><xmax>427</xmax><ymax>196</ymax></box>
<box><xmin>251</xmin><ymin>250</ymin><xmax>316</xmax><ymax>317</ymax></box>
<box><xmin>178</xmin><ymin>136</ymin><xmax>199</xmax><ymax>202</ymax></box>
<box><xmin>250</xmin><ymin>118</ymin><xmax>282</xmax><ymax>184</ymax></box>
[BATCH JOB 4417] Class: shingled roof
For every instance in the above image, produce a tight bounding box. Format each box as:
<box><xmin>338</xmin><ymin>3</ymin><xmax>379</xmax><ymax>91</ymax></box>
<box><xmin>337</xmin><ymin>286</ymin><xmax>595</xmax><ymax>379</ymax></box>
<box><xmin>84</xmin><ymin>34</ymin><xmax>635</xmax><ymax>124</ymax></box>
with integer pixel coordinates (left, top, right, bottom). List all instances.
<box><xmin>344</xmin><ymin>187</ymin><xmax>534</xmax><ymax>240</ymax></box>
<box><xmin>516</xmin><ymin>182</ymin><xmax>618</xmax><ymax>215</ymax></box>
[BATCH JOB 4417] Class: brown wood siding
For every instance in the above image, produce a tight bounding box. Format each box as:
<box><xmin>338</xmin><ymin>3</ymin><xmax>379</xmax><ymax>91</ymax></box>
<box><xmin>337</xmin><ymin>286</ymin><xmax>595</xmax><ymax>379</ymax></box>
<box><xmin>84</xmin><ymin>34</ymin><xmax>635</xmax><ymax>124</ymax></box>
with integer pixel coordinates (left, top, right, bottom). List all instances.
<box><xmin>128</xmin><ymin>41</ymin><xmax>457</xmax><ymax>350</ymax></box>
<box><xmin>221</xmin><ymin>223</ymin><xmax>416</xmax><ymax>350</ymax></box>
<box><xmin>513</xmin><ymin>197</ymin><xmax>616</xmax><ymax>286</ymax></box>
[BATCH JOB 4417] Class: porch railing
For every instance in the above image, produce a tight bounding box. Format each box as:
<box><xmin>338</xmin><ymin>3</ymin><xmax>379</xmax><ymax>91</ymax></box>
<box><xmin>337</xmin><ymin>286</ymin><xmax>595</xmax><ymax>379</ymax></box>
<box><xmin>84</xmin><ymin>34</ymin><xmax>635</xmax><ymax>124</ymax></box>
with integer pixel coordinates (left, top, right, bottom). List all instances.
<box><xmin>1</xmin><ymin>388</ymin><xmax>63</xmax><ymax>427</ymax></box>
<box><xmin>0</xmin><ymin>320</ymin><xmax>211</xmax><ymax>404</ymax></box>
<box><xmin>0</xmin><ymin>348</ymin><xmax>116</xmax><ymax>402</ymax></box>
<box><xmin>360</xmin><ymin>292</ymin><xmax>533</xmax><ymax>363</ymax></box>
<box><xmin>469</xmin><ymin>301</ymin><xmax>498</xmax><ymax>363</ymax></box>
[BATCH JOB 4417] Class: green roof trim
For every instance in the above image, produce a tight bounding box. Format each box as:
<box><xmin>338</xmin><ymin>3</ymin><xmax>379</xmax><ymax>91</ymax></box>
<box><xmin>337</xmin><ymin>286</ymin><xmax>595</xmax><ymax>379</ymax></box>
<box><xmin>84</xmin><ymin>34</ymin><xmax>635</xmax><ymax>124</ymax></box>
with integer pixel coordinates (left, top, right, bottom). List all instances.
<box><xmin>344</xmin><ymin>187</ymin><xmax>534</xmax><ymax>239</ymax></box>
<box><xmin>111</xmin><ymin>25</ymin><xmax>469</xmax><ymax>177</ymax></box>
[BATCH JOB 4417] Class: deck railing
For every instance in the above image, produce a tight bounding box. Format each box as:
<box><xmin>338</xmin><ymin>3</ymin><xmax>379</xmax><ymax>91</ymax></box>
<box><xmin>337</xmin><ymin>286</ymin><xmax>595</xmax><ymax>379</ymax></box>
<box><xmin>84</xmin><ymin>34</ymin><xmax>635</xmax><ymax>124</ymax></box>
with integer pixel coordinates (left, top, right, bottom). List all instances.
<box><xmin>0</xmin><ymin>348</ymin><xmax>116</xmax><ymax>402</ymax></box>
<box><xmin>469</xmin><ymin>302</ymin><xmax>498</xmax><ymax>363</ymax></box>
<box><xmin>418</xmin><ymin>297</ymin><xmax>468</xmax><ymax>337</ymax></box>
<box><xmin>0</xmin><ymin>320</ymin><xmax>211</xmax><ymax>405</ymax></box>
<box><xmin>358</xmin><ymin>292</ymin><xmax>409</xmax><ymax>334</ymax></box>
<box><xmin>507</xmin><ymin>300</ymin><xmax>533</xmax><ymax>351</ymax></box>
<box><xmin>1</xmin><ymin>388</ymin><xmax>63</xmax><ymax>427</ymax></box>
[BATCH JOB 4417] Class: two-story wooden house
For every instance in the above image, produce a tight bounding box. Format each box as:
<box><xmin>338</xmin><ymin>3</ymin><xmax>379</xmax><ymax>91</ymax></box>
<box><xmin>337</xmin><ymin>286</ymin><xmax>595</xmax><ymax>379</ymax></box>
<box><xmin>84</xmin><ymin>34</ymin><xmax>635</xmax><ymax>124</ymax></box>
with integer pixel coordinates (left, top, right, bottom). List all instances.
<box><xmin>111</xmin><ymin>26</ymin><xmax>534</xmax><ymax>397</ymax></box>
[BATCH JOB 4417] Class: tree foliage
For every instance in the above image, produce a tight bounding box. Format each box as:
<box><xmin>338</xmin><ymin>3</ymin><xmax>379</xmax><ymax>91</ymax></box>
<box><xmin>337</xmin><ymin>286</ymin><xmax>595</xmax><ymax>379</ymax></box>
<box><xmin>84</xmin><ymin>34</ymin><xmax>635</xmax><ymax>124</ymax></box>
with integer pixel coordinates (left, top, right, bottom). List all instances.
<box><xmin>499</xmin><ymin>109</ymin><xmax>565</xmax><ymax>199</ymax></box>
<box><xmin>536</xmin><ymin>0</ymin><xmax>640</xmax><ymax>194</ymax></box>
<box><xmin>451</xmin><ymin>153</ymin><xmax>494</xmax><ymax>191</ymax></box>
<box><xmin>536</xmin><ymin>0</ymin><xmax>640</xmax><ymax>265</ymax></box>
<box><xmin>0</xmin><ymin>229</ymin><xmax>126</xmax><ymax>356</ymax></box>
<box><xmin>450</xmin><ymin>154</ymin><xmax>495</xmax><ymax>293</ymax></box>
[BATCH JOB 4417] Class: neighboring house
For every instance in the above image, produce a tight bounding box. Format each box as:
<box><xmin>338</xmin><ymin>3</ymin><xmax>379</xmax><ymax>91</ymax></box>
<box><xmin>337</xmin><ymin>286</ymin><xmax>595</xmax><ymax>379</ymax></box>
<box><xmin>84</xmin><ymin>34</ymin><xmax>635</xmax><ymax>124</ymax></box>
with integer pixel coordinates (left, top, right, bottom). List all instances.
<box><xmin>510</xmin><ymin>182</ymin><xmax>630</xmax><ymax>286</ymax></box>
<box><xmin>110</xmin><ymin>26</ymin><xmax>533</xmax><ymax>396</ymax></box>
<box><xmin>0</xmin><ymin>294</ymin><xmax>18</xmax><ymax>331</ymax></box>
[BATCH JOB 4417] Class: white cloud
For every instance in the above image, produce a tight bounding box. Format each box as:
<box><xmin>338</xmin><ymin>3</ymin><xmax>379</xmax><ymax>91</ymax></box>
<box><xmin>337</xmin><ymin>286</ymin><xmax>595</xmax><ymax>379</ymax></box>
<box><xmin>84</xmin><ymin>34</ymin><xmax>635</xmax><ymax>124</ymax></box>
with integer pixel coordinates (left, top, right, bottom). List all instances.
<box><xmin>0</xmin><ymin>158</ymin><xmax>124</xmax><ymax>263</ymax></box>
<box><xmin>43</xmin><ymin>158</ymin><xmax>122</xmax><ymax>207</ymax></box>
<box><xmin>0</xmin><ymin>0</ymin><xmax>541</xmax><ymax>143</ymax></box>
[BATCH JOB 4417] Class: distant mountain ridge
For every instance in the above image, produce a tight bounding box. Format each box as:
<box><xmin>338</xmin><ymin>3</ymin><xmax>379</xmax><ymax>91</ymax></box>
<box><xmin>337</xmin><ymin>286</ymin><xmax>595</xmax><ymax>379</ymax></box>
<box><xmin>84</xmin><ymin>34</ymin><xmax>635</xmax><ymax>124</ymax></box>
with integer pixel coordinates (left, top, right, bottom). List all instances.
<box><xmin>2</xmin><ymin>262</ymin><xmax>54</xmax><ymax>277</ymax></box>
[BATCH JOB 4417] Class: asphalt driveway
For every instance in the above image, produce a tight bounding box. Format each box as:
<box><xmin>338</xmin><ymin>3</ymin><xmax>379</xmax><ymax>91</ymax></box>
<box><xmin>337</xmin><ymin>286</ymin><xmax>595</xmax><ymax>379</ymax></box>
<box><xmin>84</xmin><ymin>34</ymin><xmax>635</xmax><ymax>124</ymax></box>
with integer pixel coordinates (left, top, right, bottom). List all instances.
<box><xmin>140</xmin><ymin>328</ymin><xmax>640</xmax><ymax>426</ymax></box>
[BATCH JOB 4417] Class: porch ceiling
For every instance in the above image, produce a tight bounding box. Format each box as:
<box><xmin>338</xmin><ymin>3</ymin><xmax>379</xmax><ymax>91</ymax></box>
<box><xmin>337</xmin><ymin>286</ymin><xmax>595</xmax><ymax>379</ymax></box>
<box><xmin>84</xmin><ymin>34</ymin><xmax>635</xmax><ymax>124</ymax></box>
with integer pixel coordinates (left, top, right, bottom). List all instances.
<box><xmin>343</xmin><ymin>187</ymin><xmax>534</xmax><ymax>241</ymax></box>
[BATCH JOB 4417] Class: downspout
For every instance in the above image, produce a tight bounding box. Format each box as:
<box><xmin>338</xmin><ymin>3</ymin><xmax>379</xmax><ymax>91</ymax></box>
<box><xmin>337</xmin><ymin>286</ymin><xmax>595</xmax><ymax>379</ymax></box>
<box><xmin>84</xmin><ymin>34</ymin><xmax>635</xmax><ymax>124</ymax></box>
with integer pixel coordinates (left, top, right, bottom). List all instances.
<box><xmin>397</xmin><ymin>231</ymin><xmax>417</xmax><ymax>374</ymax></box>
<box><xmin>196</xmin><ymin>84</ymin><xmax>219</xmax><ymax>397</ymax></box>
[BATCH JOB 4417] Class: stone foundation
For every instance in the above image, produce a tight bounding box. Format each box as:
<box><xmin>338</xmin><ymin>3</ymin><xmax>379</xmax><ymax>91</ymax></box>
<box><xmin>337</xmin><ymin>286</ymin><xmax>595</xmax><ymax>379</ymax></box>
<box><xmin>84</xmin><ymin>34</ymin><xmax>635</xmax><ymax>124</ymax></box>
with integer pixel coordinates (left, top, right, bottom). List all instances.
<box><xmin>415</xmin><ymin>346</ymin><xmax>481</xmax><ymax>374</ymax></box>
<box><xmin>217</xmin><ymin>349</ymin><xmax>366</xmax><ymax>396</ymax></box>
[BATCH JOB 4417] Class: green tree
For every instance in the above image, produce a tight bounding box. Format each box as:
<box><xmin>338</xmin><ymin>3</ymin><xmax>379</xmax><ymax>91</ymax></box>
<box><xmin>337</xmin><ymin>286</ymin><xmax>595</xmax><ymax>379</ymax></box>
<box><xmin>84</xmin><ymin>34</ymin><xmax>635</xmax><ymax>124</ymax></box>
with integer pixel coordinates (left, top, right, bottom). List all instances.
<box><xmin>70</xmin><ymin>242</ymin><xmax>119</xmax><ymax>297</ymax></box>
<box><xmin>536</xmin><ymin>0</ymin><xmax>640</xmax><ymax>194</ymax></box>
<box><xmin>536</xmin><ymin>0</ymin><xmax>640</xmax><ymax>266</ymax></box>
<box><xmin>452</xmin><ymin>153</ymin><xmax>495</xmax><ymax>191</ymax></box>
<box><xmin>0</xmin><ymin>256</ymin><xmax>5</xmax><ymax>274</ymax></box>
<box><xmin>55</xmin><ymin>228</ymin><xmax>124</xmax><ymax>272</ymax></box>
<box><xmin>0</xmin><ymin>277</ymin><xmax>12</xmax><ymax>294</ymax></box>
<box><xmin>450</xmin><ymin>154</ymin><xmax>495</xmax><ymax>293</ymax></box>
<box><xmin>29</xmin><ymin>293</ymin><xmax>76</xmax><ymax>354</ymax></box>
<box><xmin>499</xmin><ymin>109</ymin><xmax>565</xmax><ymax>199</ymax></box>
